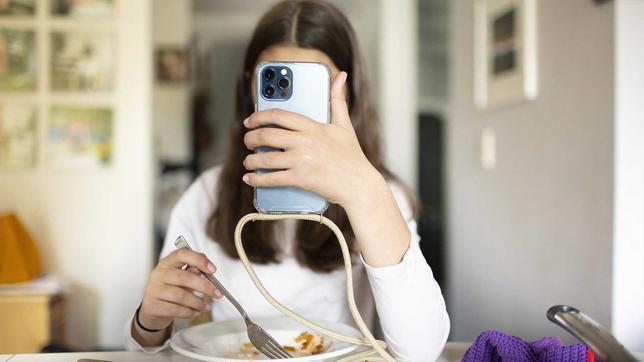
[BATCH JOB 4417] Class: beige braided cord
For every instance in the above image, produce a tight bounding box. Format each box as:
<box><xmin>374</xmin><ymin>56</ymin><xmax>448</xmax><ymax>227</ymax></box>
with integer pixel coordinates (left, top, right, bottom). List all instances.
<box><xmin>234</xmin><ymin>213</ymin><xmax>400</xmax><ymax>362</ymax></box>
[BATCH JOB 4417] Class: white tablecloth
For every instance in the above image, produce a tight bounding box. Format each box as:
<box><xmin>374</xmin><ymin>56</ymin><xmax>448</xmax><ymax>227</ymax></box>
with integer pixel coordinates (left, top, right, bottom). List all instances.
<box><xmin>5</xmin><ymin>344</ymin><xmax>641</xmax><ymax>361</ymax></box>
<box><xmin>0</xmin><ymin>342</ymin><xmax>472</xmax><ymax>361</ymax></box>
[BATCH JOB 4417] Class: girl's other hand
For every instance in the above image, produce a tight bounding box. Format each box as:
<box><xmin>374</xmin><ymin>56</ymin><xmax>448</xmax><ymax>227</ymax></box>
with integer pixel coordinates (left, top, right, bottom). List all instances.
<box><xmin>137</xmin><ymin>248</ymin><xmax>223</xmax><ymax>332</ymax></box>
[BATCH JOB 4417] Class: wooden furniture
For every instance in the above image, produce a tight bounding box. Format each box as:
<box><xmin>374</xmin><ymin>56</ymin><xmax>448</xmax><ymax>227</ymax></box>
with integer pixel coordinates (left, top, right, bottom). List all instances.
<box><xmin>0</xmin><ymin>276</ymin><xmax>65</xmax><ymax>354</ymax></box>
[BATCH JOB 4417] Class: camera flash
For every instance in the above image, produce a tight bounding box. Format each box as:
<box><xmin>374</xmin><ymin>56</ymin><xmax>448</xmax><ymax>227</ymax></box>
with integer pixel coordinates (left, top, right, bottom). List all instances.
<box><xmin>280</xmin><ymin>69</ymin><xmax>287</xmax><ymax>75</ymax></box>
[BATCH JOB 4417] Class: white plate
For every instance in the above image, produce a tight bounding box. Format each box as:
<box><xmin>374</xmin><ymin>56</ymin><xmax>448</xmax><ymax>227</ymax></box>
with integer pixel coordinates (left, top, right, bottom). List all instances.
<box><xmin>170</xmin><ymin>316</ymin><xmax>362</xmax><ymax>361</ymax></box>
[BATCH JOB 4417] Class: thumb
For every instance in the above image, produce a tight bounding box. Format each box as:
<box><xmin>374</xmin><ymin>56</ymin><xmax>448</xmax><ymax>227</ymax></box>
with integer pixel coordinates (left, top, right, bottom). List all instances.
<box><xmin>330</xmin><ymin>71</ymin><xmax>351</xmax><ymax>128</ymax></box>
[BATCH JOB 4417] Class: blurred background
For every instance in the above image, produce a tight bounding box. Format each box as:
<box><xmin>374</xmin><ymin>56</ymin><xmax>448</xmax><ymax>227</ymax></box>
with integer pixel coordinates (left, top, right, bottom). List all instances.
<box><xmin>0</xmin><ymin>0</ymin><xmax>643</xmax><ymax>355</ymax></box>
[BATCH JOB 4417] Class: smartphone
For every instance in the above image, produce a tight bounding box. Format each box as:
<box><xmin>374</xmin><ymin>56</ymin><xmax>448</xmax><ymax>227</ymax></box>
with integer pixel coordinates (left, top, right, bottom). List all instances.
<box><xmin>253</xmin><ymin>61</ymin><xmax>330</xmax><ymax>214</ymax></box>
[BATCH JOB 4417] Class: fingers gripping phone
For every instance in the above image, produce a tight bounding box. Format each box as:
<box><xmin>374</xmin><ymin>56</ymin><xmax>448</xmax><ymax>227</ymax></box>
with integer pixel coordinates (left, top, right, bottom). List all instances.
<box><xmin>253</xmin><ymin>62</ymin><xmax>330</xmax><ymax>214</ymax></box>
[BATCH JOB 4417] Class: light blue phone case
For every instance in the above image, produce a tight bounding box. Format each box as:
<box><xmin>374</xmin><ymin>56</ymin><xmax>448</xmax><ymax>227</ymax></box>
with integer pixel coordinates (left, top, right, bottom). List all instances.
<box><xmin>253</xmin><ymin>61</ymin><xmax>330</xmax><ymax>214</ymax></box>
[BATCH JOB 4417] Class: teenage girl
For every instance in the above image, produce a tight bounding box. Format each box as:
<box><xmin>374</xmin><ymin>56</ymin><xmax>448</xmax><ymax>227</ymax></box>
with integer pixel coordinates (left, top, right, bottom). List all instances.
<box><xmin>126</xmin><ymin>1</ymin><xmax>449</xmax><ymax>360</ymax></box>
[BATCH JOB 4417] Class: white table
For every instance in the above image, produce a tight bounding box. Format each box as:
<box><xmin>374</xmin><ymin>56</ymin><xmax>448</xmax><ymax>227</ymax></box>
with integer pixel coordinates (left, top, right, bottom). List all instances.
<box><xmin>6</xmin><ymin>345</ymin><xmax>641</xmax><ymax>361</ymax></box>
<box><xmin>0</xmin><ymin>342</ymin><xmax>471</xmax><ymax>361</ymax></box>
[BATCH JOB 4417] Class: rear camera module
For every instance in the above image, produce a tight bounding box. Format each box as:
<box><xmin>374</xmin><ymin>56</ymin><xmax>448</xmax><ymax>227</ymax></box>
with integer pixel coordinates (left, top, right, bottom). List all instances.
<box><xmin>260</xmin><ymin>66</ymin><xmax>292</xmax><ymax>100</ymax></box>
<box><xmin>277</xmin><ymin>77</ymin><xmax>290</xmax><ymax>89</ymax></box>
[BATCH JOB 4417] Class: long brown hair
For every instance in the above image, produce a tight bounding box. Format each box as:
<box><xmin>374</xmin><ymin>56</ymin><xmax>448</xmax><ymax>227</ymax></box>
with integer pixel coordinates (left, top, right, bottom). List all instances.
<box><xmin>208</xmin><ymin>0</ymin><xmax>400</xmax><ymax>272</ymax></box>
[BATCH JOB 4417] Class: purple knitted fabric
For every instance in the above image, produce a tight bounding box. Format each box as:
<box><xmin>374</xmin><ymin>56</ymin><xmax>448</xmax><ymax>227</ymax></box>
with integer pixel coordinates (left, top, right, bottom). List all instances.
<box><xmin>461</xmin><ymin>330</ymin><xmax>592</xmax><ymax>362</ymax></box>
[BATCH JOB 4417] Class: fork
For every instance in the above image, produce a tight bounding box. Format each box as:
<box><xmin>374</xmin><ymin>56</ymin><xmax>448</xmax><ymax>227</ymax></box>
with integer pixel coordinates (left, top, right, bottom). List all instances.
<box><xmin>174</xmin><ymin>236</ymin><xmax>292</xmax><ymax>359</ymax></box>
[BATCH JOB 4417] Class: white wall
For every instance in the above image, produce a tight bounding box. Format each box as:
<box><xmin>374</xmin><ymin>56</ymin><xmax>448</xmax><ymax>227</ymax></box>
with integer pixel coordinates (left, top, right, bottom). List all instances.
<box><xmin>447</xmin><ymin>0</ymin><xmax>615</xmax><ymax>341</ymax></box>
<box><xmin>151</xmin><ymin>0</ymin><xmax>192</xmax><ymax>248</ymax></box>
<box><xmin>378</xmin><ymin>0</ymin><xmax>418</xmax><ymax>189</ymax></box>
<box><xmin>612</xmin><ymin>0</ymin><xmax>644</xmax><ymax>351</ymax></box>
<box><xmin>153</xmin><ymin>0</ymin><xmax>192</xmax><ymax>164</ymax></box>
<box><xmin>0</xmin><ymin>0</ymin><xmax>153</xmax><ymax>349</ymax></box>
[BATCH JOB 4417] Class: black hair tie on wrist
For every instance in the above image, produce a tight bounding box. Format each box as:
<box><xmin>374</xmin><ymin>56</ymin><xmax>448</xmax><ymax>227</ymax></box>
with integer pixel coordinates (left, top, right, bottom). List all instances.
<box><xmin>135</xmin><ymin>302</ymin><xmax>163</xmax><ymax>333</ymax></box>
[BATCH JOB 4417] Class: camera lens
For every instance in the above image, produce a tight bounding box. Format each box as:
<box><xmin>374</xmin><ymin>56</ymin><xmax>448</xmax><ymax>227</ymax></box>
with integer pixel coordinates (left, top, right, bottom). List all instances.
<box><xmin>263</xmin><ymin>85</ymin><xmax>275</xmax><ymax>98</ymax></box>
<box><xmin>277</xmin><ymin>77</ymin><xmax>290</xmax><ymax>89</ymax></box>
<box><xmin>263</xmin><ymin>68</ymin><xmax>275</xmax><ymax>80</ymax></box>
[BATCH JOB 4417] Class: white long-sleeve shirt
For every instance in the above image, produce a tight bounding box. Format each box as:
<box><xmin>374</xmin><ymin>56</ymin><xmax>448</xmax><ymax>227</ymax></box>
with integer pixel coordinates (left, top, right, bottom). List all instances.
<box><xmin>125</xmin><ymin>166</ymin><xmax>449</xmax><ymax>361</ymax></box>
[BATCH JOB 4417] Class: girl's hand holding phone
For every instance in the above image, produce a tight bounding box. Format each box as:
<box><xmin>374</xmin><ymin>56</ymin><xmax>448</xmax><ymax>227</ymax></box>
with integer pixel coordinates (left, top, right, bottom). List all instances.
<box><xmin>242</xmin><ymin>71</ymin><xmax>386</xmax><ymax>212</ymax></box>
<box><xmin>137</xmin><ymin>249</ymin><xmax>222</xmax><ymax>334</ymax></box>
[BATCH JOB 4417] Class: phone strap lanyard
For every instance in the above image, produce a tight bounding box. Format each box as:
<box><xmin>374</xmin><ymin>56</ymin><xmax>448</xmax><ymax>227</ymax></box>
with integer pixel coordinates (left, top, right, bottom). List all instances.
<box><xmin>234</xmin><ymin>212</ymin><xmax>400</xmax><ymax>362</ymax></box>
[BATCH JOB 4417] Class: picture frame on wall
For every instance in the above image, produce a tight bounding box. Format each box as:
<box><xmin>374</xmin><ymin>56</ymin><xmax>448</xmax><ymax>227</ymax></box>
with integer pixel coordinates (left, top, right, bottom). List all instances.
<box><xmin>46</xmin><ymin>106</ymin><xmax>113</xmax><ymax>169</ymax></box>
<box><xmin>0</xmin><ymin>0</ymin><xmax>36</xmax><ymax>16</ymax></box>
<box><xmin>0</xmin><ymin>28</ymin><xmax>37</xmax><ymax>91</ymax></box>
<box><xmin>474</xmin><ymin>0</ymin><xmax>538</xmax><ymax>110</ymax></box>
<box><xmin>51</xmin><ymin>0</ymin><xmax>114</xmax><ymax>19</ymax></box>
<box><xmin>0</xmin><ymin>104</ymin><xmax>37</xmax><ymax>169</ymax></box>
<box><xmin>155</xmin><ymin>46</ymin><xmax>189</xmax><ymax>85</ymax></box>
<box><xmin>50</xmin><ymin>31</ymin><xmax>114</xmax><ymax>92</ymax></box>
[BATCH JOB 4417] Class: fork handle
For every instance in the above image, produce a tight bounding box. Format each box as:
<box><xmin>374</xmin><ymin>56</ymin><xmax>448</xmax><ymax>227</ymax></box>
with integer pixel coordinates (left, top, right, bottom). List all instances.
<box><xmin>201</xmin><ymin>272</ymin><xmax>250</xmax><ymax>321</ymax></box>
<box><xmin>174</xmin><ymin>236</ymin><xmax>250</xmax><ymax>322</ymax></box>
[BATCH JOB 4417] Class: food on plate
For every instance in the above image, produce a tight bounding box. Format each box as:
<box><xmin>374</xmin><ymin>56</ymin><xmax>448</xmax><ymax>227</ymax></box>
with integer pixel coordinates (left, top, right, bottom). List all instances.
<box><xmin>292</xmin><ymin>331</ymin><xmax>328</xmax><ymax>355</ymax></box>
<box><xmin>226</xmin><ymin>331</ymin><xmax>332</xmax><ymax>358</ymax></box>
<box><xmin>234</xmin><ymin>342</ymin><xmax>262</xmax><ymax>358</ymax></box>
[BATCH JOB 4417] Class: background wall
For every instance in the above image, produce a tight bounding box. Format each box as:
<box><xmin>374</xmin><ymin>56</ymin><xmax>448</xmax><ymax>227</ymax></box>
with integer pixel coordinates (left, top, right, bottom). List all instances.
<box><xmin>612</xmin><ymin>0</ymin><xmax>644</xmax><ymax>350</ymax></box>
<box><xmin>153</xmin><ymin>1</ymin><xmax>192</xmax><ymax>164</ymax></box>
<box><xmin>378</xmin><ymin>0</ymin><xmax>418</xmax><ymax>189</ymax></box>
<box><xmin>151</xmin><ymin>0</ymin><xmax>193</xmax><ymax>256</ymax></box>
<box><xmin>0</xmin><ymin>0</ymin><xmax>153</xmax><ymax>349</ymax></box>
<box><xmin>447</xmin><ymin>0</ymin><xmax>615</xmax><ymax>341</ymax></box>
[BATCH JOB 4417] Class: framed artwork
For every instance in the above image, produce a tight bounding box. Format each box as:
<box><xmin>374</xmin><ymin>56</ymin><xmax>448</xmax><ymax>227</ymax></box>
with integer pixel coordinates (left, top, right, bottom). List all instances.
<box><xmin>0</xmin><ymin>104</ymin><xmax>36</xmax><ymax>169</ymax></box>
<box><xmin>50</xmin><ymin>31</ymin><xmax>114</xmax><ymax>91</ymax></box>
<box><xmin>155</xmin><ymin>47</ymin><xmax>189</xmax><ymax>85</ymax></box>
<box><xmin>46</xmin><ymin>106</ymin><xmax>113</xmax><ymax>169</ymax></box>
<box><xmin>474</xmin><ymin>0</ymin><xmax>537</xmax><ymax>110</ymax></box>
<box><xmin>51</xmin><ymin>0</ymin><xmax>114</xmax><ymax>19</ymax></box>
<box><xmin>0</xmin><ymin>0</ymin><xmax>36</xmax><ymax>16</ymax></box>
<box><xmin>0</xmin><ymin>28</ymin><xmax>36</xmax><ymax>91</ymax></box>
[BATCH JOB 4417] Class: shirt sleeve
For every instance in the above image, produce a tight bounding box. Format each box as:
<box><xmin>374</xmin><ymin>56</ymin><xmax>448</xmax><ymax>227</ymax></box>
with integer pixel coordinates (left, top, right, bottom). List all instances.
<box><xmin>361</xmin><ymin>183</ymin><xmax>450</xmax><ymax>362</ymax></box>
<box><xmin>124</xmin><ymin>314</ymin><xmax>174</xmax><ymax>353</ymax></box>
